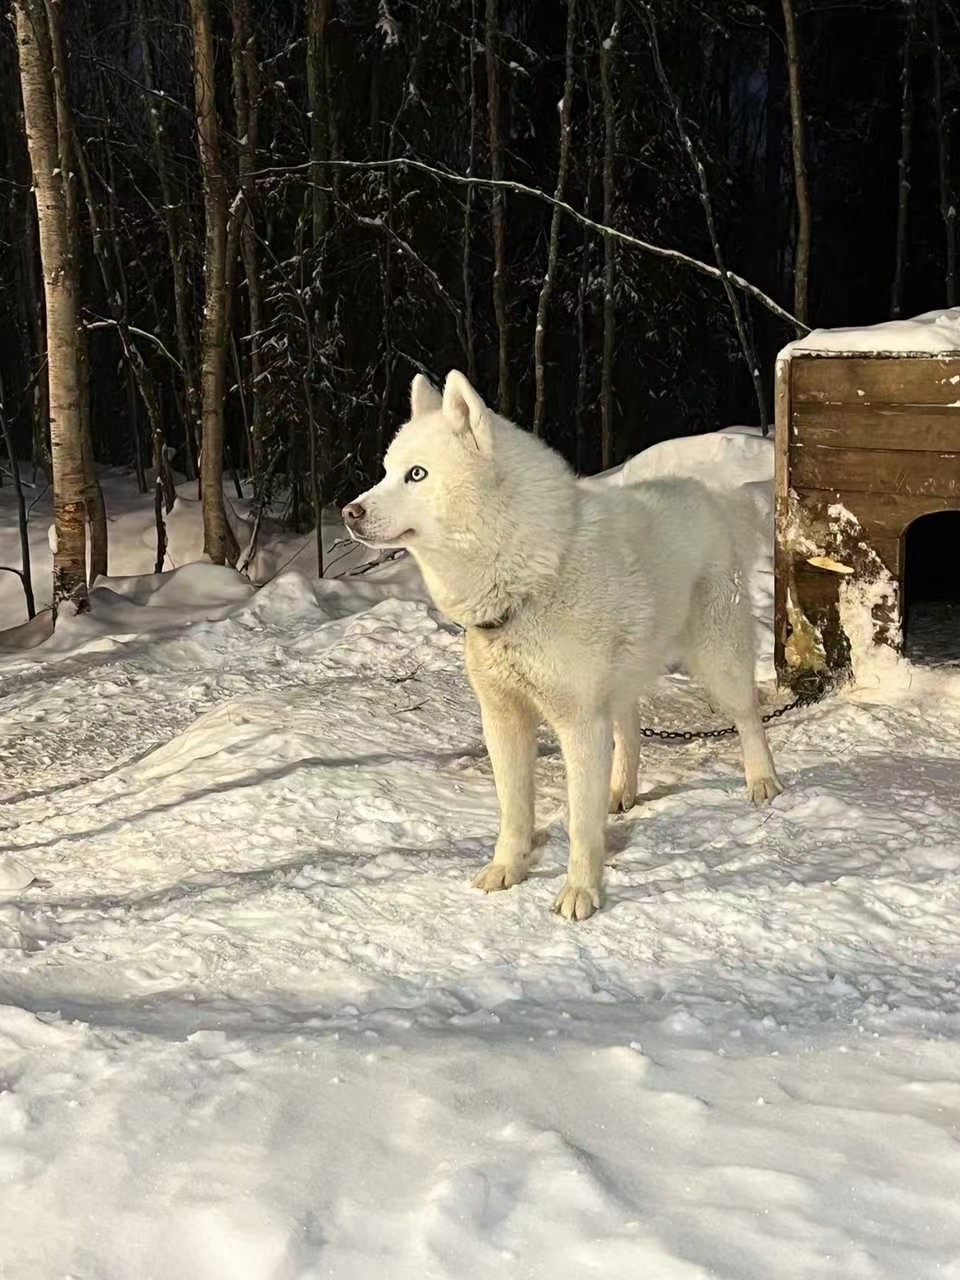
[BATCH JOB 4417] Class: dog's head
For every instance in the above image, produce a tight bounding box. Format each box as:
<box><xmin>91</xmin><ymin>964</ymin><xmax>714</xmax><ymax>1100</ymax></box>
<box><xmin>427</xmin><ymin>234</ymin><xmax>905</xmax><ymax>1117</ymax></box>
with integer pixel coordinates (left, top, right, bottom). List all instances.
<box><xmin>342</xmin><ymin>370</ymin><xmax>495</xmax><ymax>551</ymax></box>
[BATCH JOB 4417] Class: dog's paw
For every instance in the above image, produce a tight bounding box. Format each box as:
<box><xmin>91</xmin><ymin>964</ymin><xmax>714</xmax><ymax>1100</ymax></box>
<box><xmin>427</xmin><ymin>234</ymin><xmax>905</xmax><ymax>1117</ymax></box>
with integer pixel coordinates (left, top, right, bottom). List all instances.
<box><xmin>472</xmin><ymin>861</ymin><xmax>527</xmax><ymax>893</ymax></box>
<box><xmin>552</xmin><ymin>881</ymin><xmax>601</xmax><ymax>921</ymax></box>
<box><xmin>608</xmin><ymin>785</ymin><xmax>637</xmax><ymax>815</ymax></box>
<box><xmin>747</xmin><ymin>774</ymin><xmax>783</xmax><ymax>805</ymax></box>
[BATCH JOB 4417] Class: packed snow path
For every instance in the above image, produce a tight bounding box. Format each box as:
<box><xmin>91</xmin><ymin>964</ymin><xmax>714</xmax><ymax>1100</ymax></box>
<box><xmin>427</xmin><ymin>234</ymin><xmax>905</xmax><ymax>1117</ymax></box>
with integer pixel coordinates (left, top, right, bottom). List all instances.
<box><xmin>2</xmin><ymin>570</ymin><xmax>960</xmax><ymax>1279</ymax></box>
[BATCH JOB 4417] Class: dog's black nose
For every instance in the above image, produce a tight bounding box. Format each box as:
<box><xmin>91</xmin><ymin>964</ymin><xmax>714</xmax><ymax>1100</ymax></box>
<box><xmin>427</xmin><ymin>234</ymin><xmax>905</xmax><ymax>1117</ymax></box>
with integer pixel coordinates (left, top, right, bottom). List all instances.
<box><xmin>342</xmin><ymin>501</ymin><xmax>365</xmax><ymax>523</ymax></box>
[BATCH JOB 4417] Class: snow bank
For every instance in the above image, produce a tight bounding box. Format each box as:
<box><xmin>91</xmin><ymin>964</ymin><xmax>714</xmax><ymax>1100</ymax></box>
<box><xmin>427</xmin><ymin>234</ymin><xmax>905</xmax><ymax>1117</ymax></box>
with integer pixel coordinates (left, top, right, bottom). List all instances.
<box><xmin>95</xmin><ymin>561</ymin><xmax>256</xmax><ymax>609</ymax></box>
<box><xmin>782</xmin><ymin>305</ymin><xmax>960</xmax><ymax>356</ymax></box>
<box><xmin>602</xmin><ymin>425</ymin><xmax>774</xmax><ymax>490</ymax></box>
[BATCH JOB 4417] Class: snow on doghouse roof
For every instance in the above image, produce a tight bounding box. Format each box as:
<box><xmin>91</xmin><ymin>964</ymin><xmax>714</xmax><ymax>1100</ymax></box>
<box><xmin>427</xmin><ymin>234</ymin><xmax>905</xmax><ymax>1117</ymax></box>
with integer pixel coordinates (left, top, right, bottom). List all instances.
<box><xmin>780</xmin><ymin>306</ymin><xmax>960</xmax><ymax>358</ymax></box>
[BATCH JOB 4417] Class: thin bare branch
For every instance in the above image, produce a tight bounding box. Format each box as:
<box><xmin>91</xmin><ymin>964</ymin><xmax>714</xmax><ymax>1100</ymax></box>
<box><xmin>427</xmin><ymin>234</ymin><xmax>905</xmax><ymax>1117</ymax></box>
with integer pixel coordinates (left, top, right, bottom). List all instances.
<box><xmin>83</xmin><ymin>319</ymin><xmax>185</xmax><ymax>373</ymax></box>
<box><xmin>249</xmin><ymin>156</ymin><xmax>808</xmax><ymax>332</ymax></box>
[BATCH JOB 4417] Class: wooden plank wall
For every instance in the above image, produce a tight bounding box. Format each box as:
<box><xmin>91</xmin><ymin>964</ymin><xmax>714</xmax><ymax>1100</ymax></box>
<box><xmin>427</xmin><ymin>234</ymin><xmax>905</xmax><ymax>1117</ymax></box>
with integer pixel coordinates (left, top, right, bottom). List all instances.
<box><xmin>775</xmin><ymin>353</ymin><xmax>960</xmax><ymax>687</ymax></box>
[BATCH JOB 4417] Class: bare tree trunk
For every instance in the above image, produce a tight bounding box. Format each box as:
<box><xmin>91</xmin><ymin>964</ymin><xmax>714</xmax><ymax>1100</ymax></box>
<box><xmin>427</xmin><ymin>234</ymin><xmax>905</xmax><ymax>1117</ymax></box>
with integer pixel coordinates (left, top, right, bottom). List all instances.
<box><xmin>599</xmin><ymin>0</ymin><xmax>623</xmax><ymax>468</ymax></box>
<box><xmin>575</xmin><ymin>106</ymin><xmax>594</xmax><ymax>475</ymax></box>
<box><xmin>376</xmin><ymin>236</ymin><xmax>394</xmax><ymax>456</ymax></box>
<box><xmin>190</xmin><ymin>0</ymin><xmax>239</xmax><ymax>565</ymax></box>
<box><xmin>533</xmin><ymin>0</ymin><xmax>577</xmax><ymax>437</ymax></box>
<box><xmin>232</xmin><ymin>0</ymin><xmax>268</xmax><ymax>478</ymax></box>
<box><xmin>153</xmin><ymin>460</ymin><xmax>168</xmax><ymax>576</ymax></box>
<box><xmin>231</xmin><ymin>333</ymin><xmax>254</xmax><ymax>476</ymax></box>
<box><xmin>0</xmin><ymin>371</ymin><xmax>36</xmax><ymax>619</ymax></box>
<box><xmin>10</xmin><ymin>136</ymin><xmax>47</xmax><ymax>487</ymax></box>
<box><xmin>14</xmin><ymin>166</ymin><xmax>50</xmax><ymax>481</ymax></box>
<box><xmin>14</xmin><ymin>0</ymin><xmax>88</xmax><ymax>614</ymax></box>
<box><xmin>136</xmin><ymin>0</ymin><xmax>200</xmax><ymax>480</ymax></box>
<box><xmin>764</xmin><ymin>27</ymin><xmax>788</xmax><ymax>305</ymax></box>
<box><xmin>375</xmin><ymin>40</ymin><xmax>404</xmax><ymax>456</ymax></box>
<box><xmin>124</xmin><ymin>364</ymin><xmax>147</xmax><ymax>494</ymax></box>
<box><xmin>462</xmin><ymin>0</ymin><xmax>478</xmax><ymax>384</ymax></box>
<box><xmin>308</xmin><ymin>395</ymin><xmax>323</xmax><ymax>579</ymax></box>
<box><xmin>22</xmin><ymin>198</ymin><xmax>51</xmax><ymax>478</ymax></box>
<box><xmin>485</xmin><ymin>0</ymin><xmax>511</xmax><ymax>416</ymax></box>
<box><xmin>304</xmin><ymin>0</ymin><xmax>334</xmax><ymax>518</ymax></box>
<box><xmin>781</xmin><ymin>0</ymin><xmax>811</xmax><ymax>328</ymax></box>
<box><xmin>44</xmin><ymin>0</ymin><xmax>107</xmax><ymax>583</ymax></box>
<box><xmin>78</xmin><ymin>348</ymin><xmax>108</xmax><ymax>583</ymax></box>
<box><xmin>890</xmin><ymin>0</ymin><xmax>916</xmax><ymax>319</ymax></box>
<box><xmin>306</xmin><ymin>0</ymin><xmax>331</xmax><ymax>245</ymax></box>
<box><xmin>932</xmin><ymin>0</ymin><xmax>956</xmax><ymax>306</ymax></box>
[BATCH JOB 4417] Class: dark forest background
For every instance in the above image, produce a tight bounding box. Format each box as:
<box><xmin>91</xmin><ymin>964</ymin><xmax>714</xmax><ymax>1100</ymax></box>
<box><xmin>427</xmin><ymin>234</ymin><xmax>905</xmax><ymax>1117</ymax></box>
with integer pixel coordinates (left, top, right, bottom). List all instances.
<box><xmin>1</xmin><ymin>0</ymin><xmax>958</xmax><ymax>521</ymax></box>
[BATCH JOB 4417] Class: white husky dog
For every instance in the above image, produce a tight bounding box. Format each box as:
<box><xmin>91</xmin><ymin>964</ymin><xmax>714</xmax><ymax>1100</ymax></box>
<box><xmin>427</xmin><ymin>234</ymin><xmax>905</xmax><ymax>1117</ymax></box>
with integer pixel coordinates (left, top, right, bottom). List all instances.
<box><xmin>343</xmin><ymin>371</ymin><xmax>782</xmax><ymax>920</ymax></box>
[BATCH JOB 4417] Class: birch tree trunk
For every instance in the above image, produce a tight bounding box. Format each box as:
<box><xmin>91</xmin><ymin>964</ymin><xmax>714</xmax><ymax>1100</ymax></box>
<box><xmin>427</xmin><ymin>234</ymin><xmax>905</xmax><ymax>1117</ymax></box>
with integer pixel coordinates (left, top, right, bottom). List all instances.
<box><xmin>44</xmin><ymin>0</ymin><xmax>108</xmax><ymax>583</ymax></box>
<box><xmin>533</xmin><ymin>0</ymin><xmax>577</xmax><ymax>437</ymax></box>
<box><xmin>781</xmin><ymin>0</ymin><xmax>811</xmax><ymax>327</ymax></box>
<box><xmin>486</xmin><ymin>0</ymin><xmax>511</xmax><ymax>416</ymax></box>
<box><xmin>190</xmin><ymin>0</ymin><xmax>239</xmax><ymax>564</ymax></box>
<box><xmin>14</xmin><ymin>0</ymin><xmax>89</xmax><ymax>614</ymax></box>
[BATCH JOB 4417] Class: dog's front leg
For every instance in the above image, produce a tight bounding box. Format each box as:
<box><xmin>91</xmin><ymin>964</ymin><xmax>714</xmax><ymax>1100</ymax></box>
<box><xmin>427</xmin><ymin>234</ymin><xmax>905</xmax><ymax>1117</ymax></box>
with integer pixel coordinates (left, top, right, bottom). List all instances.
<box><xmin>471</xmin><ymin>686</ymin><xmax>538</xmax><ymax>893</ymax></box>
<box><xmin>553</xmin><ymin>715</ymin><xmax>612</xmax><ymax>921</ymax></box>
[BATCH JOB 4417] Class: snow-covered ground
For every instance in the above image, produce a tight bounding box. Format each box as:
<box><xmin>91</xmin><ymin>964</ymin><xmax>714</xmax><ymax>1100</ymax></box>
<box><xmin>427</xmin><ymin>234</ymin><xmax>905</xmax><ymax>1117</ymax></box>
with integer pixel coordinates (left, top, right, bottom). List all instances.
<box><xmin>2</xmin><ymin>441</ymin><xmax>960</xmax><ymax>1279</ymax></box>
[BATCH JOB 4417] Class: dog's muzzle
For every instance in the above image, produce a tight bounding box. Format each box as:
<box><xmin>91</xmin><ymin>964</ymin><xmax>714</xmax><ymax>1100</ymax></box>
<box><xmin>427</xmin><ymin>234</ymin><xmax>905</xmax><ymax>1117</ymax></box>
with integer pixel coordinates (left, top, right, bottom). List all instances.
<box><xmin>341</xmin><ymin>501</ymin><xmax>413</xmax><ymax>547</ymax></box>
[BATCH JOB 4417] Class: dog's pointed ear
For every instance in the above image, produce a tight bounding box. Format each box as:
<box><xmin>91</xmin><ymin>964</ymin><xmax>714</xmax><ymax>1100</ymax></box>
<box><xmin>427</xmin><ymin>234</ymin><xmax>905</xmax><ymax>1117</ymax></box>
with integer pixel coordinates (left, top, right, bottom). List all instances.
<box><xmin>409</xmin><ymin>373</ymin><xmax>442</xmax><ymax>418</ymax></box>
<box><xmin>442</xmin><ymin>370</ymin><xmax>493</xmax><ymax>454</ymax></box>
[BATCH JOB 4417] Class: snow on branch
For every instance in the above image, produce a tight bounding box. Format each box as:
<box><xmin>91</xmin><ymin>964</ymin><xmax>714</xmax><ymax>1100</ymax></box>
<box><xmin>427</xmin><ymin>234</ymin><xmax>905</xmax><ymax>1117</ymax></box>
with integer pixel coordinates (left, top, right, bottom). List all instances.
<box><xmin>84</xmin><ymin>319</ymin><xmax>185</xmax><ymax>373</ymax></box>
<box><xmin>249</xmin><ymin>155</ymin><xmax>809</xmax><ymax>332</ymax></box>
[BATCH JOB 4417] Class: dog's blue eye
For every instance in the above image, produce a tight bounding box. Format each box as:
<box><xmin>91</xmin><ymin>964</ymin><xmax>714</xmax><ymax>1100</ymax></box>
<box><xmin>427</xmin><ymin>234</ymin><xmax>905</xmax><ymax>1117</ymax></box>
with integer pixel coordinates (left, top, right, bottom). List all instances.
<box><xmin>405</xmin><ymin>466</ymin><xmax>428</xmax><ymax>483</ymax></box>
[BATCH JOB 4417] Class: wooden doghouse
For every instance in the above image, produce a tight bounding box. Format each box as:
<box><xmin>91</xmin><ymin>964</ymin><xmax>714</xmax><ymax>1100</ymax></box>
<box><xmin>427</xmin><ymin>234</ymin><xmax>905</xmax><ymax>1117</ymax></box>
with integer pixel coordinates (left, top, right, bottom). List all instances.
<box><xmin>774</xmin><ymin>318</ymin><xmax>960</xmax><ymax>690</ymax></box>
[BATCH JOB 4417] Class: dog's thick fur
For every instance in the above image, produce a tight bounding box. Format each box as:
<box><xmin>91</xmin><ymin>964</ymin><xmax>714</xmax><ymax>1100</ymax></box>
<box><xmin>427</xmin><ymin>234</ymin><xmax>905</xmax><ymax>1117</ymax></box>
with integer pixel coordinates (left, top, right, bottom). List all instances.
<box><xmin>344</xmin><ymin>371</ymin><xmax>782</xmax><ymax>920</ymax></box>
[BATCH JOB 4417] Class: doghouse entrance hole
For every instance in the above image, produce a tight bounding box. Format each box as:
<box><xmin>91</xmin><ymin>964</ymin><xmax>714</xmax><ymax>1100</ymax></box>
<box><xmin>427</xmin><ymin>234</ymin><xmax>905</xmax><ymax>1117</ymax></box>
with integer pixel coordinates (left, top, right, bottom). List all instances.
<box><xmin>902</xmin><ymin>510</ymin><xmax>960</xmax><ymax>665</ymax></box>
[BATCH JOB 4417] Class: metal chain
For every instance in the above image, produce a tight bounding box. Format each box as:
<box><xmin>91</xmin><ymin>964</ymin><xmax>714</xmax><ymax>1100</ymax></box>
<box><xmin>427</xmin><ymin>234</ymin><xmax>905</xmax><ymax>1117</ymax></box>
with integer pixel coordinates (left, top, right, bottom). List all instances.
<box><xmin>637</xmin><ymin>684</ymin><xmax>829</xmax><ymax>743</ymax></box>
